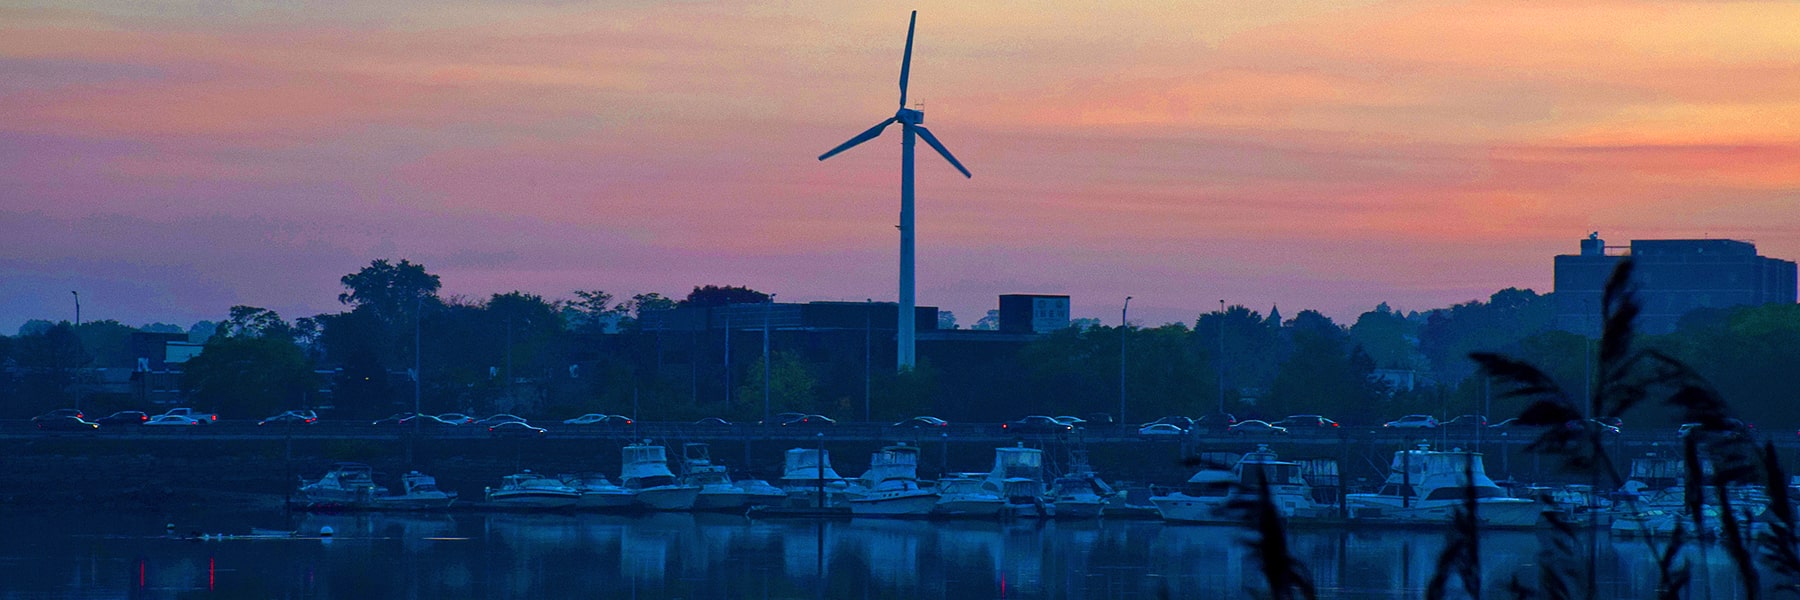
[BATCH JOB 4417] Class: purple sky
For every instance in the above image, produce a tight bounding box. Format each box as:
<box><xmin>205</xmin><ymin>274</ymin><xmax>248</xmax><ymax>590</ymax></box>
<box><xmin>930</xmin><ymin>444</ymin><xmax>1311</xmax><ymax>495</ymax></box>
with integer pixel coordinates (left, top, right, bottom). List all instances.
<box><xmin>5</xmin><ymin>1</ymin><xmax>1799</xmax><ymax>333</ymax></box>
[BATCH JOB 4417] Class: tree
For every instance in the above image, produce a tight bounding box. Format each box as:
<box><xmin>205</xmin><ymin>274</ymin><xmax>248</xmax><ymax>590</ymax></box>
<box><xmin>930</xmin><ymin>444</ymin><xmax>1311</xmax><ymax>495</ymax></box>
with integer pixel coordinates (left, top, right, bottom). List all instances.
<box><xmin>182</xmin><ymin>307</ymin><xmax>316</xmax><ymax>417</ymax></box>
<box><xmin>735</xmin><ymin>351</ymin><xmax>819</xmax><ymax>417</ymax></box>
<box><xmin>11</xmin><ymin>323</ymin><xmax>91</xmax><ymax>411</ymax></box>
<box><xmin>618</xmin><ymin>293</ymin><xmax>676</xmax><ymax>330</ymax></box>
<box><xmin>337</xmin><ymin>259</ymin><xmax>442</xmax><ymax>332</ymax></box>
<box><xmin>1350</xmin><ymin>303</ymin><xmax>1422</xmax><ymax>369</ymax></box>
<box><xmin>679</xmin><ymin>285</ymin><xmax>770</xmax><ymax>308</ymax></box>
<box><xmin>1267</xmin><ymin>311</ymin><xmax>1381</xmax><ymax>420</ymax></box>
<box><xmin>563</xmin><ymin>290</ymin><xmax>624</xmax><ymax>334</ymax></box>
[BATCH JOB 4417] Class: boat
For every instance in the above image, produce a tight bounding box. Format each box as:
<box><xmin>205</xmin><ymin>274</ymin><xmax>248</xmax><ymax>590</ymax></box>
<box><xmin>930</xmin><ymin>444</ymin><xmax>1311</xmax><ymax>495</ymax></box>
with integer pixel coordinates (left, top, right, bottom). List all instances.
<box><xmin>735</xmin><ymin>479</ymin><xmax>790</xmax><ymax>508</ymax></box>
<box><xmin>1047</xmin><ymin>447</ymin><xmax>1115</xmax><ymax>519</ymax></box>
<box><xmin>680</xmin><ymin>443</ymin><xmax>750</xmax><ymax>512</ymax></box>
<box><xmin>485</xmin><ymin>470</ymin><xmax>581</xmax><ymax>509</ymax></box>
<box><xmin>845</xmin><ymin>443</ymin><xmax>939</xmax><ymax>517</ymax></box>
<box><xmin>296</xmin><ymin>463</ymin><xmax>389</xmax><ymax>509</ymax></box>
<box><xmin>1343</xmin><ymin>443</ymin><xmax>1539</xmax><ymax>527</ymax></box>
<box><xmin>559</xmin><ymin>473</ymin><xmax>638</xmax><ymax>510</ymax></box>
<box><xmin>779</xmin><ymin>448</ymin><xmax>850</xmax><ymax>508</ymax></box>
<box><xmin>933</xmin><ymin>473</ymin><xmax>1005</xmax><ymax>518</ymax></box>
<box><xmin>619</xmin><ymin>441</ymin><xmax>701</xmax><ymax>511</ymax></box>
<box><xmin>371</xmin><ymin>471</ymin><xmax>458</xmax><ymax>510</ymax></box>
<box><xmin>981</xmin><ymin>444</ymin><xmax>1054</xmax><ymax>519</ymax></box>
<box><xmin>1151</xmin><ymin>446</ymin><xmax>1329</xmax><ymax>524</ymax></box>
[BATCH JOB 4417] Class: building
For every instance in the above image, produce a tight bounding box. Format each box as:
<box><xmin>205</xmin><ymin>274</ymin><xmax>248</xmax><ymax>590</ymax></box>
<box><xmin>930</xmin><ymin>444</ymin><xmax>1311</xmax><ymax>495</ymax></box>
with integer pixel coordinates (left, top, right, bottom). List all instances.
<box><xmin>996</xmin><ymin>294</ymin><xmax>1070</xmax><ymax>334</ymax></box>
<box><xmin>1554</xmin><ymin>233</ymin><xmax>1797</xmax><ymax>335</ymax></box>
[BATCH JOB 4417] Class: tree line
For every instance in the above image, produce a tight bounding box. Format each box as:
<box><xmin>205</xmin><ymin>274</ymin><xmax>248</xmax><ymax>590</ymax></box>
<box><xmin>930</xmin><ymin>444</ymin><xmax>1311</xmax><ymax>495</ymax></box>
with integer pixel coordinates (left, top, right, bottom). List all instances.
<box><xmin>4</xmin><ymin>259</ymin><xmax>1798</xmax><ymax>428</ymax></box>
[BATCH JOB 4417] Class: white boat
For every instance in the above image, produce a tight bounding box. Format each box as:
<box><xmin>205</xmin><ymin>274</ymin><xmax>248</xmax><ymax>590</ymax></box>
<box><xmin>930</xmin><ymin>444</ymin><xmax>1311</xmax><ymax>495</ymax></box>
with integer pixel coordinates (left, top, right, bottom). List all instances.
<box><xmin>779</xmin><ymin>448</ymin><xmax>850</xmax><ymax>508</ymax></box>
<box><xmin>1343</xmin><ymin>444</ymin><xmax>1538</xmax><ymax>527</ymax></box>
<box><xmin>1152</xmin><ymin>445</ymin><xmax>1328</xmax><ymax>523</ymax></box>
<box><xmin>934</xmin><ymin>473</ymin><xmax>1005</xmax><ymax>518</ymax></box>
<box><xmin>846</xmin><ymin>443</ymin><xmax>939</xmax><ymax>517</ymax></box>
<box><xmin>296</xmin><ymin>463</ymin><xmax>388</xmax><ymax>509</ymax></box>
<box><xmin>982</xmin><ymin>444</ymin><xmax>1054</xmax><ymax>519</ymax></box>
<box><xmin>559</xmin><ymin>473</ymin><xmax>638</xmax><ymax>510</ymax></box>
<box><xmin>734</xmin><ymin>479</ymin><xmax>789</xmax><ymax>507</ymax></box>
<box><xmin>680</xmin><ymin>443</ymin><xmax>750</xmax><ymax>512</ymax></box>
<box><xmin>371</xmin><ymin>471</ymin><xmax>458</xmax><ymax>510</ymax></box>
<box><xmin>485</xmin><ymin>471</ymin><xmax>581</xmax><ymax>509</ymax></box>
<box><xmin>1047</xmin><ymin>448</ymin><xmax>1115</xmax><ymax>519</ymax></box>
<box><xmin>619</xmin><ymin>441</ymin><xmax>701</xmax><ymax>511</ymax></box>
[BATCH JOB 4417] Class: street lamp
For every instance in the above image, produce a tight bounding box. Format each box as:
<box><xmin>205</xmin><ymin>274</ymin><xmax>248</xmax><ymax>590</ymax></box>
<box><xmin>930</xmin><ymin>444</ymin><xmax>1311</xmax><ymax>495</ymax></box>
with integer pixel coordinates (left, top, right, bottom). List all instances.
<box><xmin>71</xmin><ymin>291</ymin><xmax>81</xmax><ymax>412</ymax></box>
<box><xmin>1217</xmin><ymin>299</ymin><xmax>1226</xmax><ymax>415</ymax></box>
<box><xmin>864</xmin><ymin>299</ymin><xmax>873</xmax><ymax>422</ymax></box>
<box><xmin>414</xmin><ymin>295</ymin><xmax>423</xmax><ymax>436</ymax></box>
<box><xmin>763</xmin><ymin>293</ymin><xmax>775</xmax><ymax>425</ymax></box>
<box><xmin>1120</xmin><ymin>296</ymin><xmax>1131</xmax><ymax>426</ymax></box>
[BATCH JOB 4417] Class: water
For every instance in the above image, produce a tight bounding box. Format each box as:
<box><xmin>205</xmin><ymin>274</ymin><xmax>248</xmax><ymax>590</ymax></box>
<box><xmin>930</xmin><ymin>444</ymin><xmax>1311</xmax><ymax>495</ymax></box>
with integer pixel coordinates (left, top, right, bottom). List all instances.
<box><xmin>0</xmin><ymin>509</ymin><xmax>1758</xmax><ymax>598</ymax></box>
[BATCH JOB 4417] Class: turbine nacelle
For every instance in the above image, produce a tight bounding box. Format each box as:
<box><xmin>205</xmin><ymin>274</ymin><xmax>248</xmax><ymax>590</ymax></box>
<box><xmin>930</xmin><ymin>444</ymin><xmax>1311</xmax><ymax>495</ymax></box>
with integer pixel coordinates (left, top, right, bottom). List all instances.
<box><xmin>897</xmin><ymin>108</ymin><xmax>924</xmax><ymax>125</ymax></box>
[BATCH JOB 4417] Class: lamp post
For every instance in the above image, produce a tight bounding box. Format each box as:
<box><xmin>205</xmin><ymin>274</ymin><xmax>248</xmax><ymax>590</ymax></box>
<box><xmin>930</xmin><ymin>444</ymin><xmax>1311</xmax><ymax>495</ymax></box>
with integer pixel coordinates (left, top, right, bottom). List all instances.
<box><xmin>1120</xmin><ymin>296</ymin><xmax>1131</xmax><ymax>426</ymax></box>
<box><xmin>763</xmin><ymin>294</ymin><xmax>775</xmax><ymax>425</ymax></box>
<box><xmin>414</xmin><ymin>295</ymin><xmax>423</xmax><ymax>436</ymax></box>
<box><xmin>864</xmin><ymin>299</ymin><xmax>872</xmax><ymax>422</ymax></box>
<box><xmin>71</xmin><ymin>291</ymin><xmax>81</xmax><ymax>412</ymax></box>
<box><xmin>1217</xmin><ymin>299</ymin><xmax>1226</xmax><ymax>415</ymax></box>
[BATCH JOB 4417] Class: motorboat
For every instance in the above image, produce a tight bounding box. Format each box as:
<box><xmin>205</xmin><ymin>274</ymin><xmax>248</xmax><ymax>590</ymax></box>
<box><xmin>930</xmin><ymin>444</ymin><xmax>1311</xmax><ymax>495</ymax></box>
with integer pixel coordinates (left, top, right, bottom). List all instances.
<box><xmin>619</xmin><ymin>441</ymin><xmax>701</xmax><ymax>511</ymax></box>
<box><xmin>371</xmin><ymin>471</ymin><xmax>458</xmax><ymax>510</ymax></box>
<box><xmin>680</xmin><ymin>443</ymin><xmax>750</xmax><ymax>512</ymax></box>
<box><xmin>485</xmin><ymin>470</ymin><xmax>581</xmax><ymax>509</ymax></box>
<box><xmin>296</xmin><ymin>463</ymin><xmax>388</xmax><ymax>509</ymax></box>
<box><xmin>779</xmin><ymin>447</ymin><xmax>849</xmax><ymax>508</ymax></box>
<box><xmin>981</xmin><ymin>444</ymin><xmax>1054</xmax><ymax>519</ymax></box>
<box><xmin>559</xmin><ymin>473</ymin><xmax>638</xmax><ymax>510</ymax></box>
<box><xmin>1151</xmin><ymin>445</ymin><xmax>1328</xmax><ymax>523</ymax></box>
<box><xmin>1047</xmin><ymin>448</ymin><xmax>1115</xmax><ymax>519</ymax></box>
<box><xmin>846</xmin><ymin>443</ymin><xmax>939</xmax><ymax>517</ymax></box>
<box><xmin>734</xmin><ymin>479</ymin><xmax>789</xmax><ymax>507</ymax></box>
<box><xmin>1343</xmin><ymin>443</ymin><xmax>1538</xmax><ymax>527</ymax></box>
<box><xmin>934</xmin><ymin>473</ymin><xmax>1005</xmax><ymax>518</ymax></box>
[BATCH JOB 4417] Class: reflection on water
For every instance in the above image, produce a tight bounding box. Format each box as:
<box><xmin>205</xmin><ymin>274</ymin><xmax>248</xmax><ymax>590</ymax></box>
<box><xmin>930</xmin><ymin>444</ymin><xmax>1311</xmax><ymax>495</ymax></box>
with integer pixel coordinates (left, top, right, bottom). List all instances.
<box><xmin>0</xmin><ymin>509</ymin><xmax>1764</xmax><ymax>598</ymax></box>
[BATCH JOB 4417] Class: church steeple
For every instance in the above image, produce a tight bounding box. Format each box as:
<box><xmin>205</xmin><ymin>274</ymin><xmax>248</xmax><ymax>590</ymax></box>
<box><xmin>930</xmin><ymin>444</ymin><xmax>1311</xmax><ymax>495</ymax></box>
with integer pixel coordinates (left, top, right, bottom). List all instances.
<box><xmin>1265</xmin><ymin>305</ymin><xmax>1283</xmax><ymax>328</ymax></box>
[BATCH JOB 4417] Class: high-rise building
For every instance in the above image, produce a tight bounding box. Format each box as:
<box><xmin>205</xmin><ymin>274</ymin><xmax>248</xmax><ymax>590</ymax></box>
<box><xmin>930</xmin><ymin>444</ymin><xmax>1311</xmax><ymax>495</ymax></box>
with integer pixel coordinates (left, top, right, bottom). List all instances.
<box><xmin>1553</xmin><ymin>233</ymin><xmax>1797</xmax><ymax>335</ymax></box>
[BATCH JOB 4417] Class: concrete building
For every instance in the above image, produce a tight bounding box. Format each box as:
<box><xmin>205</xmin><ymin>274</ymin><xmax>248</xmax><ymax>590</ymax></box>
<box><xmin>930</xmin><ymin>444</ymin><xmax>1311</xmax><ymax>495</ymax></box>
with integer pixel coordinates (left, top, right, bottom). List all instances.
<box><xmin>996</xmin><ymin>294</ymin><xmax>1070</xmax><ymax>334</ymax></box>
<box><xmin>1554</xmin><ymin>233</ymin><xmax>1797</xmax><ymax>335</ymax></box>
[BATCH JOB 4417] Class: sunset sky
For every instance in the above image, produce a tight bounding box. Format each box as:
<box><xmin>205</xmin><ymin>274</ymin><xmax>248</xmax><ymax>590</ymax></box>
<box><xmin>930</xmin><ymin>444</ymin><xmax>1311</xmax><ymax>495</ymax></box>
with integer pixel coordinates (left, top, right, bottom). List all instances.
<box><xmin>4</xmin><ymin>1</ymin><xmax>1798</xmax><ymax>332</ymax></box>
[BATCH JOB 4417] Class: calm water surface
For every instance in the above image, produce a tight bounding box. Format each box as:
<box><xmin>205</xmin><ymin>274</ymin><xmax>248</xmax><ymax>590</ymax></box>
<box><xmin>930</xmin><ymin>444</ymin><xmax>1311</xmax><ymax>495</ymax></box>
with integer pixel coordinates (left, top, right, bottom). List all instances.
<box><xmin>0</xmin><ymin>509</ymin><xmax>1755</xmax><ymax>598</ymax></box>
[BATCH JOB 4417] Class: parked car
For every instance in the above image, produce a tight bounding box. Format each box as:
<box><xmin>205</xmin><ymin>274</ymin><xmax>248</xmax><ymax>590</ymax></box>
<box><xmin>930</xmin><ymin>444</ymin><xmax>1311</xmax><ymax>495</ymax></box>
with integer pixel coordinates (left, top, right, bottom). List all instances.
<box><xmin>1140</xmin><ymin>416</ymin><xmax>1195</xmax><ymax>431</ymax></box>
<box><xmin>693</xmin><ymin>417</ymin><xmax>734</xmax><ymax>427</ymax></box>
<box><xmin>258</xmin><ymin>410</ymin><xmax>318</xmax><ymax>426</ymax></box>
<box><xmin>761</xmin><ymin>412</ymin><xmax>807</xmax><ymax>426</ymax></box>
<box><xmin>1581</xmin><ymin>418</ymin><xmax>1622</xmax><ymax>435</ymax></box>
<box><xmin>1082</xmin><ymin>413</ymin><xmax>1116</xmax><ymax>426</ymax></box>
<box><xmin>473</xmin><ymin>414</ymin><xmax>528</xmax><ymax>427</ymax></box>
<box><xmin>1274</xmin><ymin>415</ymin><xmax>1339</xmax><ymax>429</ymax></box>
<box><xmin>1003</xmin><ymin>416</ymin><xmax>1072</xmax><ymax>434</ymax></box>
<box><xmin>1193</xmin><ymin>413</ymin><xmax>1238</xmax><ymax>431</ymax></box>
<box><xmin>1052</xmin><ymin>416</ymin><xmax>1087</xmax><ymax>428</ymax></box>
<box><xmin>894</xmin><ymin>416</ymin><xmax>948</xmax><ymax>428</ymax></box>
<box><xmin>1444</xmin><ymin>415</ymin><xmax>1488</xmax><ymax>428</ymax></box>
<box><xmin>34</xmin><ymin>415</ymin><xmax>99</xmax><ymax>431</ymax></box>
<box><xmin>373</xmin><ymin>412</ymin><xmax>419</xmax><ymax>425</ymax></box>
<box><xmin>145</xmin><ymin>415</ymin><xmax>202</xmax><ymax>426</ymax></box>
<box><xmin>1138</xmin><ymin>423</ymin><xmax>1186</xmax><ymax>437</ymax></box>
<box><xmin>400</xmin><ymin>414</ymin><xmax>457</xmax><ymax>427</ymax></box>
<box><xmin>782</xmin><ymin>415</ymin><xmax>837</xmax><ymax>427</ymax></box>
<box><xmin>1228</xmin><ymin>420</ymin><xmax>1290</xmax><ymax>436</ymax></box>
<box><xmin>1678</xmin><ymin>419</ymin><xmax>1754</xmax><ymax>439</ymax></box>
<box><xmin>437</xmin><ymin>413</ymin><xmax>476</xmax><ymax>425</ymax></box>
<box><xmin>488</xmin><ymin>421</ymin><xmax>547</xmax><ymax>436</ymax></box>
<box><xmin>1384</xmin><ymin>415</ymin><xmax>1439</xmax><ymax>429</ymax></box>
<box><xmin>157</xmin><ymin>407</ymin><xmax>217</xmax><ymax>423</ymax></box>
<box><xmin>95</xmin><ymin>410</ymin><xmax>149</xmax><ymax>425</ymax></box>
<box><xmin>33</xmin><ymin>408</ymin><xmax>85</xmax><ymax>421</ymax></box>
<box><xmin>563</xmin><ymin>414</ymin><xmax>633</xmax><ymax>426</ymax></box>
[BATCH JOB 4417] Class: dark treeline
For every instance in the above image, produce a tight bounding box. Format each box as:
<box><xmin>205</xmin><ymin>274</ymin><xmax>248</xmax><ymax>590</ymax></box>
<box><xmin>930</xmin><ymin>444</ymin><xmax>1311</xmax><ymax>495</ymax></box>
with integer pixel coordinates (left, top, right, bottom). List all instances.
<box><xmin>4</xmin><ymin>258</ymin><xmax>1798</xmax><ymax>427</ymax></box>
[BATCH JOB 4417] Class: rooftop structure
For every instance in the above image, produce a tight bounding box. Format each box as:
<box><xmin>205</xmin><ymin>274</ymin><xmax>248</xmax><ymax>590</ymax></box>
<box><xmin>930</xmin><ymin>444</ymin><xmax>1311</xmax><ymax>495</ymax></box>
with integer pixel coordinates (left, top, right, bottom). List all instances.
<box><xmin>1553</xmin><ymin>233</ymin><xmax>1796</xmax><ymax>335</ymax></box>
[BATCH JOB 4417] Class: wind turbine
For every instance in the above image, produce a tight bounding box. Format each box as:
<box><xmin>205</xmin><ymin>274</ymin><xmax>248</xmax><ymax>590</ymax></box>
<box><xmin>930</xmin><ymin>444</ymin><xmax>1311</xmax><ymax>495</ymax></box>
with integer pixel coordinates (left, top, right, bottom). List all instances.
<box><xmin>818</xmin><ymin>10</ymin><xmax>971</xmax><ymax>372</ymax></box>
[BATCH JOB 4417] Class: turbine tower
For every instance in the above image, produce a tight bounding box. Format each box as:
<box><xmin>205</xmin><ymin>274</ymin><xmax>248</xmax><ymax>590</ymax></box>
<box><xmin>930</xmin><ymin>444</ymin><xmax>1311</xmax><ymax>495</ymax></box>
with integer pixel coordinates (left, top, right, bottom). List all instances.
<box><xmin>818</xmin><ymin>10</ymin><xmax>971</xmax><ymax>371</ymax></box>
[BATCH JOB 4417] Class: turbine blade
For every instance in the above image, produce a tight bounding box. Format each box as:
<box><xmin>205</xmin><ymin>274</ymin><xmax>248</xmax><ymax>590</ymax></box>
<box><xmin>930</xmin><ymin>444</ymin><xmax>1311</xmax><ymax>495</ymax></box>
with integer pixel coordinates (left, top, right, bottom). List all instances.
<box><xmin>899</xmin><ymin>11</ymin><xmax>916</xmax><ymax>109</ymax></box>
<box><xmin>818</xmin><ymin>117</ymin><xmax>898</xmax><ymax>161</ymax></box>
<box><xmin>911</xmin><ymin>125</ymin><xmax>971</xmax><ymax>178</ymax></box>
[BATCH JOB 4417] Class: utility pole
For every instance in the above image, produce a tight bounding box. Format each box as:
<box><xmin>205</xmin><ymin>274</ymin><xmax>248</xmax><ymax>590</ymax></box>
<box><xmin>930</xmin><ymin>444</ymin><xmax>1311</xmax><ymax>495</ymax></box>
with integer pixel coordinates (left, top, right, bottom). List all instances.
<box><xmin>1217</xmin><ymin>299</ymin><xmax>1226</xmax><ymax>415</ymax></box>
<box><xmin>71</xmin><ymin>290</ymin><xmax>81</xmax><ymax>412</ymax></box>
<box><xmin>763</xmin><ymin>294</ymin><xmax>775</xmax><ymax>425</ymax></box>
<box><xmin>1120</xmin><ymin>296</ymin><xmax>1131</xmax><ymax>426</ymax></box>
<box><xmin>864</xmin><ymin>299</ymin><xmax>872</xmax><ymax>422</ymax></box>
<box><xmin>414</xmin><ymin>295</ymin><xmax>423</xmax><ymax>435</ymax></box>
<box><xmin>724</xmin><ymin>313</ymin><xmax>732</xmax><ymax>406</ymax></box>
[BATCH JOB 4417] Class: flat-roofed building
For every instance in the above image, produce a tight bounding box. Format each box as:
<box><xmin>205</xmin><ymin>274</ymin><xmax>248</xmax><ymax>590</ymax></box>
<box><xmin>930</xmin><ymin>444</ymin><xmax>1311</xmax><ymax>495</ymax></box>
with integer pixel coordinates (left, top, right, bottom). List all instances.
<box><xmin>1554</xmin><ymin>233</ymin><xmax>1797</xmax><ymax>335</ymax></box>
